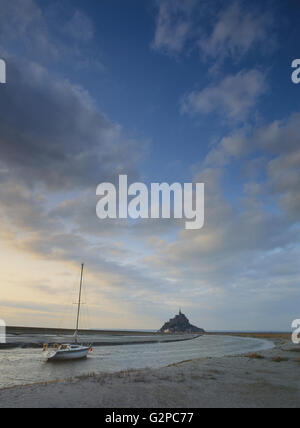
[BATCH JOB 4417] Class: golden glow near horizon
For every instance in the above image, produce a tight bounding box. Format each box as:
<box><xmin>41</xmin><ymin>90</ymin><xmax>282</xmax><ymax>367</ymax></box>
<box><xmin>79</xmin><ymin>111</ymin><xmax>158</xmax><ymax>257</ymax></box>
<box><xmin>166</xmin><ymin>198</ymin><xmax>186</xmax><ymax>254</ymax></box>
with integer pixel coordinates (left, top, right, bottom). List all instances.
<box><xmin>0</xmin><ymin>239</ymin><xmax>159</xmax><ymax>330</ymax></box>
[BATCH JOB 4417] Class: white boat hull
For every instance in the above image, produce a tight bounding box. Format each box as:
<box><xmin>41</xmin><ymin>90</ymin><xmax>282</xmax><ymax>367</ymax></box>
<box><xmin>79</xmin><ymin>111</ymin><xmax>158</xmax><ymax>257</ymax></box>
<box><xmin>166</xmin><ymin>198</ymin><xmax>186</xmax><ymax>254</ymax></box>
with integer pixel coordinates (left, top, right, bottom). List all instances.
<box><xmin>47</xmin><ymin>346</ymin><xmax>90</xmax><ymax>361</ymax></box>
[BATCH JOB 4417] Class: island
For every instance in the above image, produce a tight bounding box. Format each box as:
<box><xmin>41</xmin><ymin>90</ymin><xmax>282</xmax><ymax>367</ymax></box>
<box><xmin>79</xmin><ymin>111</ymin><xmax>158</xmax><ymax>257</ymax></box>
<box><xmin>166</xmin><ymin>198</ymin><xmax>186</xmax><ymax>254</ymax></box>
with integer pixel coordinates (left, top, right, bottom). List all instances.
<box><xmin>159</xmin><ymin>310</ymin><xmax>205</xmax><ymax>334</ymax></box>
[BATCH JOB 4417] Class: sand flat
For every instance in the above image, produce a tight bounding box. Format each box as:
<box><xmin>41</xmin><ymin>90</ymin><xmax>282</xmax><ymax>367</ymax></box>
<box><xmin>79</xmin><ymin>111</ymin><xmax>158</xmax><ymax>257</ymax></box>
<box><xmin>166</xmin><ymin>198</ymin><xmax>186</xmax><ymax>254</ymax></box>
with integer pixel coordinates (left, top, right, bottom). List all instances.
<box><xmin>0</xmin><ymin>336</ymin><xmax>299</xmax><ymax>408</ymax></box>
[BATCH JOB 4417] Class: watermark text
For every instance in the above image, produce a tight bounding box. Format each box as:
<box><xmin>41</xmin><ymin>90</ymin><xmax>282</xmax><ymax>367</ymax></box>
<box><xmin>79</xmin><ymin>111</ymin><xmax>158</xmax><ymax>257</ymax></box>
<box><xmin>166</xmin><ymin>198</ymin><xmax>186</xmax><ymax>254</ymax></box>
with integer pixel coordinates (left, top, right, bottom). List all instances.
<box><xmin>0</xmin><ymin>59</ymin><xmax>6</xmax><ymax>84</ymax></box>
<box><xmin>96</xmin><ymin>175</ymin><xmax>205</xmax><ymax>230</ymax></box>
<box><xmin>0</xmin><ymin>319</ymin><xmax>6</xmax><ymax>343</ymax></box>
<box><xmin>292</xmin><ymin>319</ymin><xmax>300</xmax><ymax>344</ymax></box>
<box><xmin>291</xmin><ymin>59</ymin><xmax>300</xmax><ymax>84</ymax></box>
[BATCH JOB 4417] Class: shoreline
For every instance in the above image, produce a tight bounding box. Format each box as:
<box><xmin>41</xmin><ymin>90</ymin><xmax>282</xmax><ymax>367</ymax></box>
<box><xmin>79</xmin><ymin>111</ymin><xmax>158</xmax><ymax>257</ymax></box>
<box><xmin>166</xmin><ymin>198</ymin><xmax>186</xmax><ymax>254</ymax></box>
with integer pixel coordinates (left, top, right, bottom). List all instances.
<box><xmin>1</xmin><ymin>333</ymin><xmax>202</xmax><ymax>349</ymax></box>
<box><xmin>0</xmin><ymin>334</ymin><xmax>299</xmax><ymax>408</ymax></box>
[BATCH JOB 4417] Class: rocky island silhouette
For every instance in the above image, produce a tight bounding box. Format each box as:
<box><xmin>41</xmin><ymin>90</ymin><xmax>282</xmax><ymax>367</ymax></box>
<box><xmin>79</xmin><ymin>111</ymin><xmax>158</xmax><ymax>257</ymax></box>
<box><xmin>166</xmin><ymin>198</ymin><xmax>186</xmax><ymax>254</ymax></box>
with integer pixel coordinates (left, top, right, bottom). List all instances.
<box><xmin>159</xmin><ymin>310</ymin><xmax>205</xmax><ymax>334</ymax></box>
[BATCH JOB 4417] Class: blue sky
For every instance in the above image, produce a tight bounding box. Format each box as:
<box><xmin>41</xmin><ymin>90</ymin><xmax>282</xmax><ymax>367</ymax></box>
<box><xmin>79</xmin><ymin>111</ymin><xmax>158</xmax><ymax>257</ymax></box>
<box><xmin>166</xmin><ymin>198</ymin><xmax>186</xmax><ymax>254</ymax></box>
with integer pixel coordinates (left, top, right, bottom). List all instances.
<box><xmin>0</xmin><ymin>0</ymin><xmax>299</xmax><ymax>331</ymax></box>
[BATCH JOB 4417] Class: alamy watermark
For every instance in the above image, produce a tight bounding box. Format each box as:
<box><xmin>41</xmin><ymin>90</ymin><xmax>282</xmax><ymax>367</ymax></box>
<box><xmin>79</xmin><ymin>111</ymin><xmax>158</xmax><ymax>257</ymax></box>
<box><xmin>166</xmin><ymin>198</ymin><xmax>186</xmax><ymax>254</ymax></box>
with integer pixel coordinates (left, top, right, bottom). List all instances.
<box><xmin>291</xmin><ymin>59</ymin><xmax>300</xmax><ymax>84</ymax></box>
<box><xmin>0</xmin><ymin>59</ymin><xmax>6</xmax><ymax>84</ymax></box>
<box><xmin>0</xmin><ymin>319</ymin><xmax>6</xmax><ymax>344</ymax></box>
<box><xmin>96</xmin><ymin>175</ymin><xmax>205</xmax><ymax>230</ymax></box>
<box><xmin>292</xmin><ymin>319</ymin><xmax>300</xmax><ymax>344</ymax></box>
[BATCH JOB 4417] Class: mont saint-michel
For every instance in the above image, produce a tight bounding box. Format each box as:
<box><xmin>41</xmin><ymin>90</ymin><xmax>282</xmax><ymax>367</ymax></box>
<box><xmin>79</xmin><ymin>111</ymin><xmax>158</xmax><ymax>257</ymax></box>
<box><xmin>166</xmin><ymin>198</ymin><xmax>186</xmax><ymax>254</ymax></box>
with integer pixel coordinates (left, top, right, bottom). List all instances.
<box><xmin>159</xmin><ymin>310</ymin><xmax>205</xmax><ymax>334</ymax></box>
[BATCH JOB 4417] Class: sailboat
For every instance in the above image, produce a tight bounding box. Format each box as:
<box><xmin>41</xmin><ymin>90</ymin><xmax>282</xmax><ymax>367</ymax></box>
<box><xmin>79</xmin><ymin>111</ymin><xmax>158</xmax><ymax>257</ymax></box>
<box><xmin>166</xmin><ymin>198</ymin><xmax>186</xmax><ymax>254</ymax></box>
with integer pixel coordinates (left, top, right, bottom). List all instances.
<box><xmin>43</xmin><ymin>263</ymin><xmax>92</xmax><ymax>361</ymax></box>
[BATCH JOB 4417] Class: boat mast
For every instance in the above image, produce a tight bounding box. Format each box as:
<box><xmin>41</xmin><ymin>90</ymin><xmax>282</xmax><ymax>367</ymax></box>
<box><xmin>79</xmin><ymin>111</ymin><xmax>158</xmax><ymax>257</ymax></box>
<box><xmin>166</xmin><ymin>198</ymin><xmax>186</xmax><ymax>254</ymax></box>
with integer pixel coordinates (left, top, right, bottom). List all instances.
<box><xmin>74</xmin><ymin>263</ymin><xmax>84</xmax><ymax>344</ymax></box>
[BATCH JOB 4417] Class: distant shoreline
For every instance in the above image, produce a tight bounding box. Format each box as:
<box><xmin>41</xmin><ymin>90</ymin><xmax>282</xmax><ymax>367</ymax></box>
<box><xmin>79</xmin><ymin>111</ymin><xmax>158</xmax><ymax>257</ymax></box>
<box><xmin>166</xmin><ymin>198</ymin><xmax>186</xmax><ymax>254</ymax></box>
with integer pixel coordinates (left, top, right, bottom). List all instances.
<box><xmin>2</xmin><ymin>329</ymin><xmax>291</xmax><ymax>350</ymax></box>
<box><xmin>6</xmin><ymin>326</ymin><xmax>158</xmax><ymax>336</ymax></box>
<box><xmin>7</xmin><ymin>326</ymin><xmax>291</xmax><ymax>336</ymax></box>
<box><xmin>3</xmin><ymin>328</ymin><xmax>203</xmax><ymax>349</ymax></box>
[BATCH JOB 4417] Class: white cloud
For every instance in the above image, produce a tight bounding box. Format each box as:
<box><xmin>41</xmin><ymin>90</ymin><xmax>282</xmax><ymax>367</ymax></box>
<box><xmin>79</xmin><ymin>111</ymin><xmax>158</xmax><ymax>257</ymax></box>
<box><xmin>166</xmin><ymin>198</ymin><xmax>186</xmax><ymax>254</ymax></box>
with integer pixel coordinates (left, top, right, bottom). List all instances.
<box><xmin>0</xmin><ymin>0</ymin><xmax>97</xmax><ymax>66</ymax></box>
<box><xmin>0</xmin><ymin>0</ymin><xmax>59</xmax><ymax>60</ymax></box>
<box><xmin>198</xmin><ymin>1</ymin><xmax>274</xmax><ymax>61</ymax></box>
<box><xmin>152</xmin><ymin>0</ymin><xmax>274</xmax><ymax>62</ymax></box>
<box><xmin>152</xmin><ymin>0</ymin><xmax>197</xmax><ymax>55</ymax></box>
<box><xmin>0</xmin><ymin>57</ymin><xmax>140</xmax><ymax>190</ymax></box>
<box><xmin>181</xmin><ymin>69</ymin><xmax>267</xmax><ymax>122</ymax></box>
<box><xmin>138</xmin><ymin>108</ymin><xmax>300</xmax><ymax>330</ymax></box>
<box><xmin>213</xmin><ymin>113</ymin><xmax>300</xmax><ymax>220</ymax></box>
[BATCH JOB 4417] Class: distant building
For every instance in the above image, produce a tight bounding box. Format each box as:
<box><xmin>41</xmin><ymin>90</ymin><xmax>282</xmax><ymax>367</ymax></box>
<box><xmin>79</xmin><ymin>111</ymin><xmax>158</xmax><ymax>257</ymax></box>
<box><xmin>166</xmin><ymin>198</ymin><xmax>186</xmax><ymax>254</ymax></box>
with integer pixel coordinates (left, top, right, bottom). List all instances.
<box><xmin>159</xmin><ymin>310</ymin><xmax>205</xmax><ymax>334</ymax></box>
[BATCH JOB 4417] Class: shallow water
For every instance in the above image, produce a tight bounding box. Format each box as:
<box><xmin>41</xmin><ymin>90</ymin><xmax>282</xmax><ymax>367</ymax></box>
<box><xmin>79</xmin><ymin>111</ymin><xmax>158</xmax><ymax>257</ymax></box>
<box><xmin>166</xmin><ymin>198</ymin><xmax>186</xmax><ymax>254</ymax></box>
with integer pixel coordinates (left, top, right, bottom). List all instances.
<box><xmin>0</xmin><ymin>335</ymin><xmax>274</xmax><ymax>389</ymax></box>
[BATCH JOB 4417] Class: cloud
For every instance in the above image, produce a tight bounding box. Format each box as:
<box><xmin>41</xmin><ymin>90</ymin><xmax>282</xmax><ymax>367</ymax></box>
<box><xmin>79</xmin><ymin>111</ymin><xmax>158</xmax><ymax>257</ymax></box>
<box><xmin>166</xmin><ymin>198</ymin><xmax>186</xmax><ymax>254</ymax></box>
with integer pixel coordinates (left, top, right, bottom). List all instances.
<box><xmin>245</xmin><ymin>114</ymin><xmax>300</xmax><ymax>219</ymax></box>
<box><xmin>268</xmin><ymin>151</ymin><xmax>300</xmax><ymax>219</ymax></box>
<box><xmin>0</xmin><ymin>57</ymin><xmax>140</xmax><ymax>190</ymax></box>
<box><xmin>0</xmin><ymin>176</ymin><xmax>182</xmax><ymax>320</ymax></box>
<box><xmin>246</xmin><ymin>113</ymin><xmax>300</xmax><ymax>155</ymax></box>
<box><xmin>0</xmin><ymin>0</ymin><xmax>297</xmax><ymax>331</ymax></box>
<box><xmin>0</xmin><ymin>1</ymin><xmax>188</xmax><ymax>328</ymax></box>
<box><xmin>152</xmin><ymin>0</ymin><xmax>197</xmax><ymax>55</ymax></box>
<box><xmin>139</xmin><ymin>107</ymin><xmax>300</xmax><ymax>330</ymax></box>
<box><xmin>210</xmin><ymin>113</ymin><xmax>300</xmax><ymax>220</ymax></box>
<box><xmin>0</xmin><ymin>1</ymin><xmax>135</xmax><ymax>192</ymax></box>
<box><xmin>63</xmin><ymin>10</ymin><xmax>94</xmax><ymax>42</ymax></box>
<box><xmin>0</xmin><ymin>0</ymin><xmax>58</xmax><ymax>61</ymax></box>
<box><xmin>152</xmin><ymin>0</ymin><xmax>274</xmax><ymax>62</ymax></box>
<box><xmin>0</xmin><ymin>0</ymin><xmax>97</xmax><ymax>65</ymax></box>
<box><xmin>198</xmin><ymin>1</ymin><xmax>274</xmax><ymax>62</ymax></box>
<box><xmin>141</xmin><ymin>163</ymin><xmax>300</xmax><ymax>329</ymax></box>
<box><xmin>181</xmin><ymin>69</ymin><xmax>267</xmax><ymax>122</ymax></box>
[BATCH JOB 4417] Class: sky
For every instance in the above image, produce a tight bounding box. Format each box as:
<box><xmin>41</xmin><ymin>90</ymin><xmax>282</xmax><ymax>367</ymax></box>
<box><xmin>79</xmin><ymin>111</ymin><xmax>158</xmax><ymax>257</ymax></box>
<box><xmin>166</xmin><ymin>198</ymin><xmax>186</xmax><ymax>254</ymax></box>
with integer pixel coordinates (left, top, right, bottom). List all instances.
<box><xmin>0</xmin><ymin>0</ymin><xmax>299</xmax><ymax>331</ymax></box>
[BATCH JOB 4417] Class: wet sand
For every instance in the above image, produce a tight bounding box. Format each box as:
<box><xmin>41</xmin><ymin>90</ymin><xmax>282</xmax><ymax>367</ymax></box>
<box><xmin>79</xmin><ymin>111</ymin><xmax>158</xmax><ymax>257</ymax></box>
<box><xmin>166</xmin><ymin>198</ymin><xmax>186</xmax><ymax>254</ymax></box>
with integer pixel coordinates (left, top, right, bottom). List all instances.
<box><xmin>0</xmin><ymin>335</ymin><xmax>299</xmax><ymax>408</ymax></box>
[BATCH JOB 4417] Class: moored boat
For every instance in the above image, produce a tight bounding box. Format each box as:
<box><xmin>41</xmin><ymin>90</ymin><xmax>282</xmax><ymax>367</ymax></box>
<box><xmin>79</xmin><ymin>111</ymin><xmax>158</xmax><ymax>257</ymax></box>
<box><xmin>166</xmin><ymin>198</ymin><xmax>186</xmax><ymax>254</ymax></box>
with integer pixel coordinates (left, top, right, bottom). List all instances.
<box><xmin>45</xmin><ymin>343</ymin><xmax>91</xmax><ymax>361</ymax></box>
<box><xmin>43</xmin><ymin>263</ymin><xmax>92</xmax><ymax>362</ymax></box>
